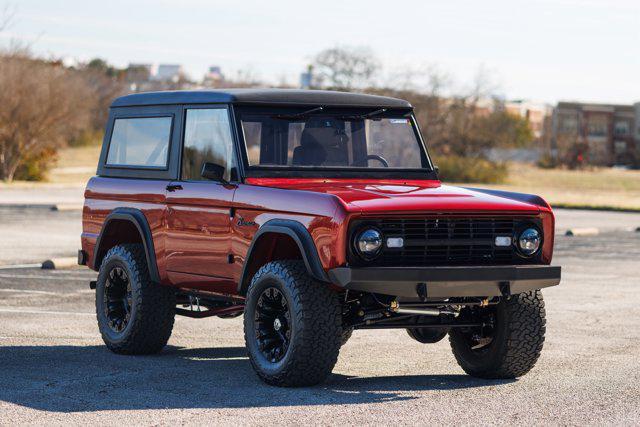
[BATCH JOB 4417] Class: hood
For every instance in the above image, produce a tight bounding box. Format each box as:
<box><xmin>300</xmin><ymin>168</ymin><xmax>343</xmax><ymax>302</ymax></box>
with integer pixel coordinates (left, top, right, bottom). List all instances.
<box><xmin>244</xmin><ymin>178</ymin><xmax>542</xmax><ymax>214</ymax></box>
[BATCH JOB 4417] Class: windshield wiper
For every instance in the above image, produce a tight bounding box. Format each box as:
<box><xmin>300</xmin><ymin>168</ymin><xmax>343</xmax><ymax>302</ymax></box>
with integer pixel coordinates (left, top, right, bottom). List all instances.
<box><xmin>273</xmin><ymin>106</ymin><xmax>324</xmax><ymax>120</ymax></box>
<box><xmin>363</xmin><ymin>108</ymin><xmax>387</xmax><ymax>118</ymax></box>
<box><xmin>340</xmin><ymin>108</ymin><xmax>388</xmax><ymax>120</ymax></box>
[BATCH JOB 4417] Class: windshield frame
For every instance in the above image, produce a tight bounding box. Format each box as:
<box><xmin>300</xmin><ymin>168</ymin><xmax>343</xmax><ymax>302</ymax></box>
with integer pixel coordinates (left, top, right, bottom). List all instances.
<box><xmin>233</xmin><ymin>105</ymin><xmax>437</xmax><ymax>180</ymax></box>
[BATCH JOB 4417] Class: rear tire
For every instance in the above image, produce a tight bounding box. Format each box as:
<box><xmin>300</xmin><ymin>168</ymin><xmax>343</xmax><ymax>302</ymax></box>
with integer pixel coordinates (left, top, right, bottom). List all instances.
<box><xmin>96</xmin><ymin>244</ymin><xmax>175</xmax><ymax>355</ymax></box>
<box><xmin>244</xmin><ymin>260</ymin><xmax>342</xmax><ymax>387</ymax></box>
<box><xmin>449</xmin><ymin>291</ymin><xmax>546</xmax><ymax>379</ymax></box>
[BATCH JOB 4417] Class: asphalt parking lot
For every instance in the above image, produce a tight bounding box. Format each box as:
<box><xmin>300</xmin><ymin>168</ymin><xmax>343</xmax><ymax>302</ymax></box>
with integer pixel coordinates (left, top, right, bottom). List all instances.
<box><xmin>0</xmin><ymin>210</ymin><xmax>639</xmax><ymax>424</ymax></box>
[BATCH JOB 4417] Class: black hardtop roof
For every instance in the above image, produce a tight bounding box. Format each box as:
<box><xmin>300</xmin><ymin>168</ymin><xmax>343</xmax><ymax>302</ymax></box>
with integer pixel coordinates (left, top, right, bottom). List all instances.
<box><xmin>111</xmin><ymin>88</ymin><xmax>412</xmax><ymax>109</ymax></box>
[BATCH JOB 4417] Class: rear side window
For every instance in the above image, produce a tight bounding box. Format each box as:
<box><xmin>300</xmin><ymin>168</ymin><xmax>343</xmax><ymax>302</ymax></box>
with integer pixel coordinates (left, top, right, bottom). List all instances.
<box><xmin>106</xmin><ymin>117</ymin><xmax>172</xmax><ymax>168</ymax></box>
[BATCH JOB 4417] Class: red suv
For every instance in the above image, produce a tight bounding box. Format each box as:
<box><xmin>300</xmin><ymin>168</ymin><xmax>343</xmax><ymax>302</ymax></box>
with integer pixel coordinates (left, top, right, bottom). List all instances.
<box><xmin>79</xmin><ymin>89</ymin><xmax>561</xmax><ymax>386</ymax></box>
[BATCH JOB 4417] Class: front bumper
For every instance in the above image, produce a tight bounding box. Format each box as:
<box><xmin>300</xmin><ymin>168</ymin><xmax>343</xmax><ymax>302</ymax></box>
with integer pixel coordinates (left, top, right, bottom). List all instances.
<box><xmin>327</xmin><ymin>265</ymin><xmax>561</xmax><ymax>298</ymax></box>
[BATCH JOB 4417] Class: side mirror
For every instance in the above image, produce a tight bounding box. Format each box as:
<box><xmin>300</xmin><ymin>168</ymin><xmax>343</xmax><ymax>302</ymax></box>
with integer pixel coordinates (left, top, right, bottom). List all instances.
<box><xmin>433</xmin><ymin>165</ymin><xmax>440</xmax><ymax>175</ymax></box>
<box><xmin>201</xmin><ymin>162</ymin><xmax>226</xmax><ymax>182</ymax></box>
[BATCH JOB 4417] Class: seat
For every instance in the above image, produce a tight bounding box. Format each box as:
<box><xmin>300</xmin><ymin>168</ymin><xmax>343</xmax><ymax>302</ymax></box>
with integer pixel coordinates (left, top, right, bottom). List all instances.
<box><xmin>292</xmin><ymin>119</ymin><xmax>348</xmax><ymax>166</ymax></box>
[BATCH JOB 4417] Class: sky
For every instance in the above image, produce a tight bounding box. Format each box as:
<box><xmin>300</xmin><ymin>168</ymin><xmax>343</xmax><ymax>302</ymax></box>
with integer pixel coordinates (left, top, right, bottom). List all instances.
<box><xmin>1</xmin><ymin>0</ymin><xmax>639</xmax><ymax>104</ymax></box>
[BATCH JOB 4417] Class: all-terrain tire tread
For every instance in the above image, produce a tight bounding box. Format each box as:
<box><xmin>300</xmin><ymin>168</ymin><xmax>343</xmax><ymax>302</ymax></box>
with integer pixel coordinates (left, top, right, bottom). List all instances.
<box><xmin>244</xmin><ymin>260</ymin><xmax>342</xmax><ymax>387</ymax></box>
<box><xmin>450</xmin><ymin>290</ymin><xmax>546</xmax><ymax>378</ymax></box>
<box><xmin>96</xmin><ymin>244</ymin><xmax>175</xmax><ymax>355</ymax></box>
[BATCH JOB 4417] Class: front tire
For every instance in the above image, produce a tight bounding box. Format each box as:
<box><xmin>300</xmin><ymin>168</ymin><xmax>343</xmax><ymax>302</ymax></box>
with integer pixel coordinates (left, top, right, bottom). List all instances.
<box><xmin>244</xmin><ymin>260</ymin><xmax>342</xmax><ymax>387</ymax></box>
<box><xmin>449</xmin><ymin>291</ymin><xmax>546</xmax><ymax>379</ymax></box>
<box><xmin>96</xmin><ymin>244</ymin><xmax>176</xmax><ymax>355</ymax></box>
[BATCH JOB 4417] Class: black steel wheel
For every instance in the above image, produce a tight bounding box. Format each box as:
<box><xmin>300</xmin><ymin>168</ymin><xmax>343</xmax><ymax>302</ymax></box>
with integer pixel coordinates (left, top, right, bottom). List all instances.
<box><xmin>254</xmin><ymin>287</ymin><xmax>292</xmax><ymax>363</ymax></box>
<box><xmin>244</xmin><ymin>260</ymin><xmax>342</xmax><ymax>387</ymax></box>
<box><xmin>96</xmin><ymin>244</ymin><xmax>175</xmax><ymax>355</ymax></box>
<box><xmin>103</xmin><ymin>266</ymin><xmax>133</xmax><ymax>333</ymax></box>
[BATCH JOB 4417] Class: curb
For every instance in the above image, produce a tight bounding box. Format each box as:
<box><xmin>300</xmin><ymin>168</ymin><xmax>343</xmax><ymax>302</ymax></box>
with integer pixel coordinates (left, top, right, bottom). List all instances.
<box><xmin>565</xmin><ymin>227</ymin><xmax>599</xmax><ymax>237</ymax></box>
<box><xmin>41</xmin><ymin>257</ymin><xmax>78</xmax><ymax>270</ymax></box>
<box><xmin>52</xmin><ymin>204</ymin><xmax>83</xmax><ymax>211</ymax></box>
<box><xmin>0</xmin><ymin>204</ymin><xmax>57</xmax><ymax>210</ymax></box>
<box><xmin>0</xmin><ymin>257</ymin><xmax>77</xmax><ymax>270</ymax></box>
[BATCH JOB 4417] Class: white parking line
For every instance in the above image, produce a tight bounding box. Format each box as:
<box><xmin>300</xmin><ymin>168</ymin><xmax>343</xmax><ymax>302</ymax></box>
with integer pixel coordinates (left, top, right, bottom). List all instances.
<box><xmin>0</xmin><ymin>274</ymin><xmax>89</xmax><ymax>281</ymax></box>
<box><xmin>0</xmin><ymin>335</ymin><xmax>96</xmax><ymax>340</ymax></box>
<box><xmin>0</xmin><ymin>308</ymin><xmax>93</xmax><ymax>316</ymax></box>
<box><xmin>0</xmin><ymin>289</ymin><xmax>94</xmax><ymax>297</ymax></box>
<box><xmin>0</xmin><ymin>288</ymin><xmax>58</xmax><ymax>295</ymax></box>
<box><xmin>0</xmin><ymin>264</ymin><xmax>42</xmax><ymax>270</ymax></box>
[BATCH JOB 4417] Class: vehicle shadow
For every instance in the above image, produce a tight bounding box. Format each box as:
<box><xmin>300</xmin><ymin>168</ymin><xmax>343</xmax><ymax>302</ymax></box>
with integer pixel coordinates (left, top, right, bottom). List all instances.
<box><xmin>0</xmin><ymin>345</ymin><xmax>513</xmax><ymax>412</ymax></box>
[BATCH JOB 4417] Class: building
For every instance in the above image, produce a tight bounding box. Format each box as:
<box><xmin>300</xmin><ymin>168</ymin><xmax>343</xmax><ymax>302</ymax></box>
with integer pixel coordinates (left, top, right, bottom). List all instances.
<box><xmin>300</xmin><ymin>65</ymin><xmax>321</xmax><ymax>89</ymax></box>
<box><xmin>203</xmin><ymin>66</ymin><xmax>224</xmax><ymax>86</ymax></box>
<box><xmin>504</xmin><ymin>100</ymin><xmax>552</xmax><ymax>141</ymax></box>
<box><xmin>126</xmin><ymin>63</ymin><xmax>154</xmax><ymax>82</ymax></box>
<box><xmin>552</xmin><ymin>101</ymin><xmax>639</xmax><ymax>166</ymax></box>
<box><xmin>299</xmin><ymin>71</ymin><xmax>312</xmax><ymax>89</ymax></box>
<box><xmin>153</xmin><ymin>64</ymin><xmax>185</xmax><ymax>83</ymax></box>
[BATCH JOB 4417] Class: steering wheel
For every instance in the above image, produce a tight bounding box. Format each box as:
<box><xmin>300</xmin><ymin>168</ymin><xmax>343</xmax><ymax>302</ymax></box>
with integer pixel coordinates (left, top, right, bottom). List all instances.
<box><xmin>352</xmin><ymin>154</ymin><xmax>389</xmax><ymax>168</ymax></box>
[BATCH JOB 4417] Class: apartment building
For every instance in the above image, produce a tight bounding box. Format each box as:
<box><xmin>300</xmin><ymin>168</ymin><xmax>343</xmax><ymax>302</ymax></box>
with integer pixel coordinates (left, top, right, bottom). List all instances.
<box><xmin>552</xmin><ymin>101</ymin><xmax>639</xmax><ymax>166</ymax></box>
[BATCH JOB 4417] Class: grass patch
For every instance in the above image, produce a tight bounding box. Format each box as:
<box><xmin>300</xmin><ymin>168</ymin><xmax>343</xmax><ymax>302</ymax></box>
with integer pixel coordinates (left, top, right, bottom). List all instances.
<box><xmin>436</xmin><ymin>155</ymin><xmax>507</xmax><ymax>184</ymax></box>
<box><xmin>47</xmin><ymin>145</ymin><xmax>102</xmax><ymax>184</ymax></box>
<box><xmin>457</xmin><ymin>163</ymin><xmax>640</xmax><ymax>211</ymax></box>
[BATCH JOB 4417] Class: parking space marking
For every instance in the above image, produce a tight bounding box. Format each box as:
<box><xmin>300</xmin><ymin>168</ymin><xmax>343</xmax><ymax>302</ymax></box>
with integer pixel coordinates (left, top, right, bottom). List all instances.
<box><xmin>0</xmin><ymin>264</ymin><xmax>42</xmax><ymax>270</ymax></box>
<box><xmin>0</xmin><ymin>274</ymin><xmax>89</xmax><ymax>281</ymax></box>
<box><xmin>0</xmin><ymin>288</ymin><xmax>58</xmax><ymax>295</ymax></box>
<box><xmin>0</xmin><ymin>308</ymin><xmax>93</xmax><ymax>316</ymax></box>
<box><xmin>0</xmin><ymin>288</ymin><xmax>94</xmax><ymax>295</ymax></box>
<box><xmin>0</xmin><ymin>335</ymin><xmax>96</xmax><ymax>340</ymax></box>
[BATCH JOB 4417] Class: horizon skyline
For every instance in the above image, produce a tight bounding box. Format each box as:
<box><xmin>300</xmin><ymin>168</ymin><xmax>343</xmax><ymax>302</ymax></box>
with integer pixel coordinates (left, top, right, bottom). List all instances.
<box><xmin>1</xmin><ymin>0</ymin><xmax>638</xmax><ymax>105</ymax></box>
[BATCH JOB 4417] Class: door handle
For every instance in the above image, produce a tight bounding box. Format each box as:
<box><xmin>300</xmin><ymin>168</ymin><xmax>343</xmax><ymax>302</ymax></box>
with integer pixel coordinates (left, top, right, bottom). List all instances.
<box><xmin>166</xmin><ymin>184</ymin><xmax>183</xmax><ymax>192</ymax></box>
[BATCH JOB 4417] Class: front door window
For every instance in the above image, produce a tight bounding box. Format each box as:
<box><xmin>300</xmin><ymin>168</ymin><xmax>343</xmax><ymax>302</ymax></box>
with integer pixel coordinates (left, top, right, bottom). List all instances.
<box><xmin>182</xmin><ymin>108</ymin><xmax>236</xmax><ymax>181</ymax></box>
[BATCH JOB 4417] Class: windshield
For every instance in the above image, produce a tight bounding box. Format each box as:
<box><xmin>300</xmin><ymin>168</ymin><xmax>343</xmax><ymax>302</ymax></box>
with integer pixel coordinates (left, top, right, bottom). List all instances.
<box><xmin>239</xmin><ymin>108</ymin><xmax>431</xmax><ymax>172</ymax></box>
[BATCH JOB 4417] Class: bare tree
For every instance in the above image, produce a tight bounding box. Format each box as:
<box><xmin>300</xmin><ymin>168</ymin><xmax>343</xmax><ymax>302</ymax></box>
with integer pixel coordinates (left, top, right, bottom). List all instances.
<box><xmin>375</xmin><ymin>64</ymin><xmax>530</xmax><ymax>163</ymax></box>
<box><xmin>0</xmin><ymin>49</ymin><xmax>93</xmax><ymax>181</ymax></box>
<box><xmin>0</xmin><ymin>3</ymin><xmax>15</xmax><ymax>32</ymax></box>
<box><xmin>80</xmin><ymin>59</ymin><xmax>127</xmax><ymax>131</ymax></box>
<box><xmin>312</xmin><ymin>46</ymin><xmax>380</xmax><ymax>90</ymax></box>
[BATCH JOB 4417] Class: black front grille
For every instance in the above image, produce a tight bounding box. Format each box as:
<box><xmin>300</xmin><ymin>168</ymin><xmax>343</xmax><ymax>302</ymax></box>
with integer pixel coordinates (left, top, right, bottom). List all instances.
<box><xmin>351</xmin><ymin>217</ymin><xmax>539</xmax><ymax>267</ymax></box>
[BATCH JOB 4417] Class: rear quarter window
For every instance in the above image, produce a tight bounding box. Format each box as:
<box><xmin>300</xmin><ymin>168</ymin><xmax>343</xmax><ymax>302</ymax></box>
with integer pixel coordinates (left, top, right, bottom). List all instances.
<box><xmin>106</xmin><ymin>117</ymin><xmax>172</xmax><ymax>168</ymax></box>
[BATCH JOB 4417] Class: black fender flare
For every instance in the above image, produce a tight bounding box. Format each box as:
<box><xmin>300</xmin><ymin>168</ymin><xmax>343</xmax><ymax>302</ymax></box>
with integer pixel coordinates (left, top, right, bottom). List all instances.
<box><xmin>238</xmin><ymin>219</ymin><xmax>329</xmax><ymax>295</ymax></box>
<box><xmin>463</xmin><ymin>187</ymin><xmax>550</xmax><ymax>209</ymax></box>
<box><xmin>93</xmin><ymin>207</ymin><xmax>161</xmax><ymax>283</ymax></box>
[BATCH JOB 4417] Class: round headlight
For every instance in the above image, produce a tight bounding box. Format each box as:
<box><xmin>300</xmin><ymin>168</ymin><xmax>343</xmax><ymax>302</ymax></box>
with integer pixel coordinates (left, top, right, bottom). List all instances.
<box><xmin>355</xmin><ymin>228</ymin><xmax>382</xmax><ymax>259</ymax></box>
<box><xmin>518</xmin><ymin>227</ymin><xmax>541</xmax><ymax>256</ymax></box>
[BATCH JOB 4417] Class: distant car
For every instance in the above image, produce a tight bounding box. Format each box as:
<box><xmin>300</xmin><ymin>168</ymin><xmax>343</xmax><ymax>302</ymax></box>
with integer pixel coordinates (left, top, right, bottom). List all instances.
<box><xmin>79</xmin><ymin>89</ymin><xmax>561</xmax><ymax>386</ymax></box>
